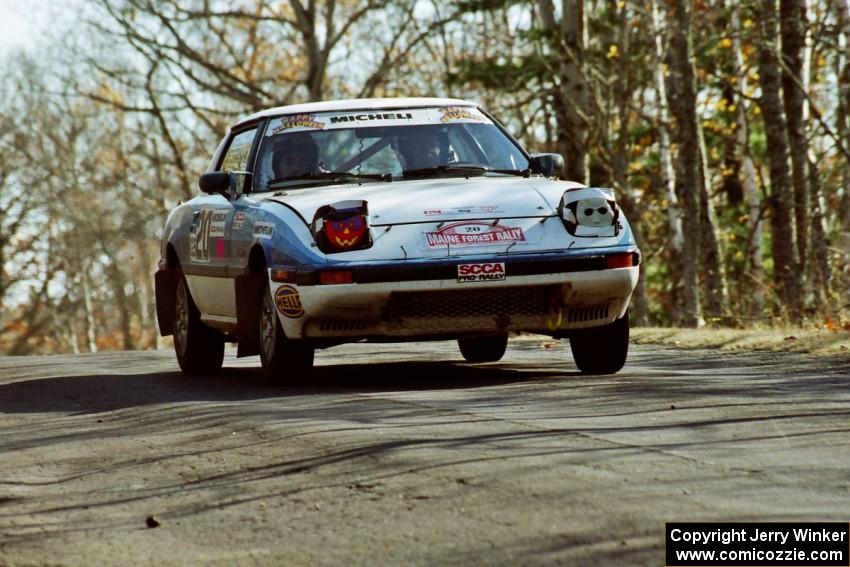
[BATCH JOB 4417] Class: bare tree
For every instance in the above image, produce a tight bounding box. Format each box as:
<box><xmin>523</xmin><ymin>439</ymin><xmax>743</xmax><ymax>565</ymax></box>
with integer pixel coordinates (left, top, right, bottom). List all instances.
<box><xmin>650</xmin><ymin>0</ymin><xmax>685</xmax><ymax>323</ymax></box>
<box><xmin>836</xmin><ymin>0</ymin><xmax>850</xmax><ymax>230</ymax></box>
<box><xmin>697</xmin><ymin>123</ymin><xmax>729</xmax><ymax>321</ymax></box>
<box><xmin>780</xmin><ymin>0</ymin><xmax>810</xmax><ymax>282</ymax></box>
<box><xmin>731</xmin><ymin>4</ymin><xmax>765</xmax><ymax>316</ymax></box>
<box><xmin>755</xmin><ymin>0</ymin><xmax>802</xmax><ymax>320</ymax></box>
<box><xmin>538</xmin><ymin>0</ymin><xmax>590</xmax><ymax>183</ymax></box>
<box><xmin>666</xmin><ymin>0</ymin><xmax>702</xmax><ymax>327</ymax></box>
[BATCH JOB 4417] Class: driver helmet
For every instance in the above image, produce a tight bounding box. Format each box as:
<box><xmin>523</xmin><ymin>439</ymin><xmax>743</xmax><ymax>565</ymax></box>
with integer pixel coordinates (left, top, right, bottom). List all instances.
<box><xmin>396</xmin><ymin>127</ymin><xmax>451</xmax><ymax>170</ymax></box>
<box><xmin>272</xmin><ymin>133</ymin><xmax>319</xmax><ymax>178</ymax></box>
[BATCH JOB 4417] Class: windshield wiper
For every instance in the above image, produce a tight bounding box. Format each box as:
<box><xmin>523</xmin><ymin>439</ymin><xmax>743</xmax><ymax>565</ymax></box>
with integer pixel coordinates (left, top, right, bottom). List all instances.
<box><xmin>402</xmin><ymin>165</ymin><xmax>488</xmax><ymax>178</ymax></box>
<box><xmin>269</xmin><ymin>171</ymin><xmax>391</xmax><ymax>186</ymax></box>
<box><xmin>402</xmin><ymin>165</ymin><xmax>530</xmax><ymax>178</ymax></box>
<box><xmin>486</xmin><ymin>168</ymin><xmax>530</xmax><ymax>177</ymax></box>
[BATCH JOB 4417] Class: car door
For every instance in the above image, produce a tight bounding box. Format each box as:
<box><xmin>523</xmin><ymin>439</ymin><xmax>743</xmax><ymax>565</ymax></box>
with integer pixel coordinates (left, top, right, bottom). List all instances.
<box><xmin>186</xmin><ymin>125</ymin><xmax>260</xmax><ymax>322</ymax></box>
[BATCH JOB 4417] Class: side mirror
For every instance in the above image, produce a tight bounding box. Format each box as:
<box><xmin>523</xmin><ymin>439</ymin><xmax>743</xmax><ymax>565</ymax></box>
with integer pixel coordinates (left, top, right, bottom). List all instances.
<box><xmin>529</xmin><ymin>153</ymin><xmax>566</xmax><ymax>179</ymax></box>
<box><xmin>199</xmin><ymin>172</ymin><xmax>231</xmax><ymax>195</ymax></box>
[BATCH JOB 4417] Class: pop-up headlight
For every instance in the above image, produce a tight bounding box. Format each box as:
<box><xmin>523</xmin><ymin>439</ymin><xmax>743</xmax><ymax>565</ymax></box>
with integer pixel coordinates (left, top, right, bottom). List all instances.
<box><xmin>559</xmin><ymin>187</ymin><xmax>620</xmax><ymax>237</ymax></box>
<box><xmin>311</xmin><ymin>200</ymin><xmax>372</xmax><ymax>253</ymax></box>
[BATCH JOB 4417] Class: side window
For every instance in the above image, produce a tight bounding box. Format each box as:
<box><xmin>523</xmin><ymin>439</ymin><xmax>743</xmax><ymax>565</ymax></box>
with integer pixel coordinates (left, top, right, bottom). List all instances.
<box><xmin>218</xmin><ymin>127</ymin><xmax>257</xmax><ymax>191</ymax></box>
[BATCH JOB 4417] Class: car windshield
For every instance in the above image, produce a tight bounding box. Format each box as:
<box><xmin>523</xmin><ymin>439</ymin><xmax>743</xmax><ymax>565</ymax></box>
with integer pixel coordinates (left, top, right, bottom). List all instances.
<box><xmin>252</xmin><ymin>106</ymin><xmax>530</xmax><ymax>191</ymax></box>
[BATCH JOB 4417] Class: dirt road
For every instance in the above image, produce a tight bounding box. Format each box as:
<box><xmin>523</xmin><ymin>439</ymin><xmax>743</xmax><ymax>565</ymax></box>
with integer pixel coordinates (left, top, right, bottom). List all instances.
<box><xmin>0</xmin><ymin>339</ymin><xmax>848</xmax><ymax>566</ymax></box>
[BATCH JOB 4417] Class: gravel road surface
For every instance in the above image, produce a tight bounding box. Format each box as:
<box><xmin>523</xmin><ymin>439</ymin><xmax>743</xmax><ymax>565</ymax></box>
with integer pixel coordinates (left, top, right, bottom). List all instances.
<box><xmin>1</xmin><ymin>339</ymin><xmax>848</xmax><ymax>566</ymax></box>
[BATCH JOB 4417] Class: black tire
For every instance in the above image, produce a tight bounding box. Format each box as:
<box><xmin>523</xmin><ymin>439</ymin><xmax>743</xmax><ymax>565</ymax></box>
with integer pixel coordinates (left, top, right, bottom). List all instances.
<box><xmin>259</xmin><ymin>283</ymin><xmax>314</xmax><ymax>380</ymax></box>
<box><xmin>569</xmin><ymin>311</ymin><xmax>629</xmax><ymax>375</ymax></box>
<box><xmin>173</xmin><ymin>273</ymin><xmax>225</xmax><ymax>374</ymax></box>
<box><xmin>458</xmin><ymin>333</ymin><xmax>508</xmax><ymax>363</ymax></box>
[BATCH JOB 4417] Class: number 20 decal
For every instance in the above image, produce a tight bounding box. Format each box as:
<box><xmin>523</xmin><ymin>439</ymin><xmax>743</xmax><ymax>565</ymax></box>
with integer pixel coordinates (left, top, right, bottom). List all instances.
<box><xmin>190</xmin><ymin>209</ymin><xmax>214</xmax><ymax>263</ymax></box>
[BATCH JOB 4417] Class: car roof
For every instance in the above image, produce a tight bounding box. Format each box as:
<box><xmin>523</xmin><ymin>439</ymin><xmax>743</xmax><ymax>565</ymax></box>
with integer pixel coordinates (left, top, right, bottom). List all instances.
<box><xmin>236</xmin><ymin>97</ymin><xmax>479</xmax><ymax>128</ymax></box>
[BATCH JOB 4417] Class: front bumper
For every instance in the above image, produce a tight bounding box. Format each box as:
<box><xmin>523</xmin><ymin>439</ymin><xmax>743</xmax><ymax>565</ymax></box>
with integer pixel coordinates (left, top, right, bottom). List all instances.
<box><xmin>272</xmin><ymin>247</ymin><xmax>640</xmax><ymax>340</ymax></box>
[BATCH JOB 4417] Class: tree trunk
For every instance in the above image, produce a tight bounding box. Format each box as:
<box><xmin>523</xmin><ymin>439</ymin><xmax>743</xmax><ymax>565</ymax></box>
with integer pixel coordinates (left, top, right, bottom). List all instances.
<box><xmin>135</xmin><ymin>241</ymin><xmax>157</xmax><ymax>349</ymax></box>
<box><xmin>755</xmin><ymin>0</ymin><xmax>802</xmax><ymax>320</ymax></box>
<box><xmin>539</xmin><ymin>0</ymin><xmax>589</xmax><ymax>183</ymax></box>
<box><xmin>83</xmin><ymin>267</ymin><xmax>98</xmax><ymax>353</ymax></box>
<box><xmin>291</xmin><ymin>0</ymin><xmax>325</xmax><ymax>101</ymax></box>
<box><xmin>732</xmin><ymin>5</ymin><xmax>765</xmax><ymax>316</ymax></box>
<box><xmin>610</xmin><ymin>1</ymin><xmax>648</xmax><ymax>324</ymax></box>
<box><xmin>807</xmin><ymin>155</ymin><xmax>831</xmax><ymax>308</ymax></box>
<box><xmin>666</xmin><ymin>0</ymin><xmax>702</xmax><ymax>327</ymax></box>
<box><xmin>101</xmin><ymin>245</ymin><xmax>135</xmax><ymax>351</ymax></box>
<box><xmin>697</xmin><ymin>124</ymin><xmax>728</xmax><ymax>321</ymax></box>
<box><xmin>780</xmin><ymin>0</ymin><xmax>810</xmax><ymax>286</ymax></box>
<box><xmin>837</xmin><ymin>0</ymin><xmax>850</xmax><ymax>230</ymax></box>
<box><xmin>650</xmin><ymin>0</ymin><xmax>684</xmax><ymax>323</ymax></box>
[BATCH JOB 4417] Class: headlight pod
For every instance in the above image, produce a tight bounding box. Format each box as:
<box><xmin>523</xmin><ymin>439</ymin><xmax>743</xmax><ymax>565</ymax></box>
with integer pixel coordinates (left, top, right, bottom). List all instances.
<box><xmin>559</xmin><ymin>187</ymin><xmax>620</xmax><ymax>237</ymax></box>
<box><xmin>311</xmin><ymin>199</ymin><xmax>372</xmax><ymax>253</ymax></box>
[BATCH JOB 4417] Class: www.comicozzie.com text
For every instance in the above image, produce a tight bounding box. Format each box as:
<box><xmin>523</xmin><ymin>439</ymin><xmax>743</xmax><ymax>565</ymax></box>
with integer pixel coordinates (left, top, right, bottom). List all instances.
<box><xmin>669</xmin><ymin>527</ymin><xmax>847</xmax><ymax>546</ymax></box>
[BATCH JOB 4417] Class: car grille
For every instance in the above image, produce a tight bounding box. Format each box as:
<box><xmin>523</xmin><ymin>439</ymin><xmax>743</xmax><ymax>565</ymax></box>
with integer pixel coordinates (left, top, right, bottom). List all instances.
<box><xmin>384</xmin><ymin>286</ymin><xmax>558</xmax><ymax>320</ymax></box>
<box><xmin>567</xmin><ymin>304</ymin><xmax>610</xmax><ymax>323</ymax></box>
<box><xmin>318</xmin><ymin>319</ymin><xmax>369</xmax><ymax>332</ymax></box>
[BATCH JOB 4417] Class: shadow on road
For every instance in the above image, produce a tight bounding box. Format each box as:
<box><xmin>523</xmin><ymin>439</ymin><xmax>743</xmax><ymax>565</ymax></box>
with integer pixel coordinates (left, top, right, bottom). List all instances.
<box><xmin>0</xmin><ymin>357</ymin><xmax>567</xmax><ymax>416</ymax></box>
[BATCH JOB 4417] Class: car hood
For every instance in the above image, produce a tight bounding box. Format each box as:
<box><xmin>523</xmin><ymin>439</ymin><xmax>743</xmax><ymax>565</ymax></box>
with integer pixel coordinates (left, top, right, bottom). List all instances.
<box><xmin>264</xmin><ymin>176</ymin><xmax>585</xmax><ymax>225</ymax></box>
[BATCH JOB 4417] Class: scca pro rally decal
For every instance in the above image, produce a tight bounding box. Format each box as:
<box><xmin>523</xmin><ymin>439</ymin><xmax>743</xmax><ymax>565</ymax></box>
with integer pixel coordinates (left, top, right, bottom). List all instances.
<box><xmin>425</xmin><ymin>222</ymin><xmax>525</xmax><ymax>247</ymax></box>
<box><xmin>458</xmin><ymin>262</ymin><xmax>506</xmax><ymax>283</ymax></box>
<box><xmin>274</xmin><ymin>285</ymin><xmax>304</xmax><ymax>318</ymax></box>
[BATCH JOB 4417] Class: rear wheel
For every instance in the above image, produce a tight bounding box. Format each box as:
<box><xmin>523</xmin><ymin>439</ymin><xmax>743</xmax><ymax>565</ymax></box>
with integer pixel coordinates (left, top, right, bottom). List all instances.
<box><xmin>569</xmin><ymin>311</ymin><xmax>629</xmax><ymax>375</ymax></box>
<box><xmin>259</xmin><ymin>283</ymin><xmax>314</xmax><ymax>380</ymax></box>
<box><xmin>458</xmin><ymin>333</ymin><xmax>508</xmax><ymax>363</ymax></box>
<box><xmin>173</xmin><ymin>274</ymin><xmax>224</xmax><ymax>374</ymax></box>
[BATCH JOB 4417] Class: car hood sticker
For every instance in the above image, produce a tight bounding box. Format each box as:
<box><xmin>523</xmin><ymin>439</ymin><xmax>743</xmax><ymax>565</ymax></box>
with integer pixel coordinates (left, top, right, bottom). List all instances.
<box><xmin>265</xmin><ymin>107</ymin><xmax>493</xmax><ymax>134</ymax></box>
<box><xmin>275</xmin><ymin>285</ymin><xmax>304</xmax><ymax>318</ymax></box>
<box><xmin>425</xmin><ymin>221</ymin><xmax>525</xmax><ymax>247</ymax></box>
<box><xmin>253</xmin><ymin>222</ymin><xmax>275</xmax><ymax>239</ymax></box>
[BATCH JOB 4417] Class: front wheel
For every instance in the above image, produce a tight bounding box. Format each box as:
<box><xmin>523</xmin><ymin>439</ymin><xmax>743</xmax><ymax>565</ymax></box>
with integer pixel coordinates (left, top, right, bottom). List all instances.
<box><xmin>173</xmin><ymin>274</ymin><xmax>224</xmax><ymax>374</ymax></box>
<box><xmin>259</xmin><ymin>283</ymin><xmax>314</xmax><ymax>380</ymax></box>
<box><xmin>569</xmin><ymin>311</ymin><xmax>629</xmax><ymax>375</ymax></box>
<box><xmin>458</xmin><ymin>334</ymin><xmax>508</xmax><ymax>363</ymax></box>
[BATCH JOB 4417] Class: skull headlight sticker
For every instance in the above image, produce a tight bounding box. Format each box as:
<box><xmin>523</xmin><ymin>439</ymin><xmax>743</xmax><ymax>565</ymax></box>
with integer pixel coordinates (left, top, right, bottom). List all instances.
<box><xmin>559</xmin><ymin>188</ymin><xmax>620</xmax><ymax>237</ymax></box>
<box><xmin>576</xmin><ymin>197</ymin><xmax>615</xmax><ymax>227</ymax></box>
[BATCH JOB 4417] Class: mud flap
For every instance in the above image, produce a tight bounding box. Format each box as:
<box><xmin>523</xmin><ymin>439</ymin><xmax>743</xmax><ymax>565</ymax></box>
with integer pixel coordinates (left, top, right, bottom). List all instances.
<box><xmin>235</xmin><ymin>274</ymin><xmax>266</xmax><ymax>358</ymax></box>
<box><xmin>155</xmin><ymin>269</ymin><xmax>177</xmax><ymax>336</ymax></box>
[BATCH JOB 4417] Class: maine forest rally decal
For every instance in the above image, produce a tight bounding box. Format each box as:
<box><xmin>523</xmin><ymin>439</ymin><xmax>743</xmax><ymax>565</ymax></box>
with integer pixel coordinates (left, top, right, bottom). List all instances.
<box><xmin>425</xmin><ymin>221</ymin><xmax>525</xmax><ymax>247</ymax></box>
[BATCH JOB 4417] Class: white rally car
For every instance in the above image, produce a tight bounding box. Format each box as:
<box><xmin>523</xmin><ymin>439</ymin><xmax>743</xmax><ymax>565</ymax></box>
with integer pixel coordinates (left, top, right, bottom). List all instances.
<box><xmin>155</xmin><ymin>98</ymin><xmax>640</xmax><ymax>378</ymax></box>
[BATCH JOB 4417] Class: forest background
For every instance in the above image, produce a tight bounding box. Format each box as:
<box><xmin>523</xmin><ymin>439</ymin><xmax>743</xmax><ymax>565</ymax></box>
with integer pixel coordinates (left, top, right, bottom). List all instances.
<box><xmin>1</xmin><ymin>0</ymin><xmax>849</xmax><ymax>355</ymax></box>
